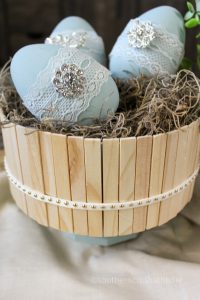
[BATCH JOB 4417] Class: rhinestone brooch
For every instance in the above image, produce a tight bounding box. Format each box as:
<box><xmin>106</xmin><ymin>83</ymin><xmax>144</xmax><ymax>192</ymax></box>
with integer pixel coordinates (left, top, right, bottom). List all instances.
<box><xmin>127</xmin><ymin>19</ymin><xmax>155</xmax><ymax>48</ymax></box>
<box><xmin>53</xmin><ymin>64</ymin><xmax>86</xmax><ymax>98</ymax></box>
<box><xmin>45</xmin><ymin>31</ymin><xmax>88</xmax><ymax>48</ymax></box>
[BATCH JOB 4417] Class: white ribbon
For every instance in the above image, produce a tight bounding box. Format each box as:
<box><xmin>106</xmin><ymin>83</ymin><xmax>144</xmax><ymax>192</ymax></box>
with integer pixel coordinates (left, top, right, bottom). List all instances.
<box><xmin>4</xmin><ymin>157</ymin><xmax>199</xmax><ymax>211</ymax></box>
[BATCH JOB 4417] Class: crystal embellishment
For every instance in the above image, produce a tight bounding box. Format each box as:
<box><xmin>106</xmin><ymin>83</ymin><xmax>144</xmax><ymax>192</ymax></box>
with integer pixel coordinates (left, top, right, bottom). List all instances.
<box><xmin>127</xmin><ymin>19</ymin><xmax>155</xmax><ymax>48</ymax></box>
<box><xmin>46</xmin><ymin>31</ymin><xmax>88</xmax><ymax>48</ymax></box>
<box><xmin>52</xmin><ymin>64</ymin><xmax>86</xmax><ymax>98</ymax></box>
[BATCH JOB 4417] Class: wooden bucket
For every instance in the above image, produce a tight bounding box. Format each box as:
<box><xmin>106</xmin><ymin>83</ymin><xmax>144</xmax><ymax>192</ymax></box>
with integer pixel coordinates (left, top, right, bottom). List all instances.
<box><xmin>1</xmin><ymin>108</ymin><xmax>199</xmax><ymax>237</ymax></box>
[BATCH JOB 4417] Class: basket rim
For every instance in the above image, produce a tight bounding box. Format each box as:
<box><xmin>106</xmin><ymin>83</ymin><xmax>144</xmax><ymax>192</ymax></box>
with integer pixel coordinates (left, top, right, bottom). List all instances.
<box><xmin>1</xmin><ymin>107</ymin><xmax>199</xmax><ymax>140</ymax></box>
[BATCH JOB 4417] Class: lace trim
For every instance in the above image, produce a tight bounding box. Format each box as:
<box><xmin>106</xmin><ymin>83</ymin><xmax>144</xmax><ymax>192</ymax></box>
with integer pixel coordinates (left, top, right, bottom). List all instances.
<box><xmin>110</xmin><ymin>21</ymin><xmax>185</xmax><ymax>76</ymax></box>
<box><xmin>23</xmin><ymin>47</ymin><xmax>109</xmax><ymax>122</ymax></box>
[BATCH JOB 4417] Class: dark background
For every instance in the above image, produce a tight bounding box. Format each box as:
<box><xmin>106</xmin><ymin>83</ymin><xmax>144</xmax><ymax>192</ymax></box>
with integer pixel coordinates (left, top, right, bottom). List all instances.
<box><xmin>0</xmin><ymin>0</ymin><xmax>198</xmax><ymax>148</ymax></box>
<box><xmin>0</xmin><ymin>0</ymin><xmax>198</xmax><ymax>67</ymax></box>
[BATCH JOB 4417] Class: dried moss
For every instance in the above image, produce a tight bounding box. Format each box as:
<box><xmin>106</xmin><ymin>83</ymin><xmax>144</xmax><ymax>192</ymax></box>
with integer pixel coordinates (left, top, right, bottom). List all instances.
<box><xmin>0</xmin><ymin>61</ymin><xmax>200</xmax><ymax>138</ymax></box>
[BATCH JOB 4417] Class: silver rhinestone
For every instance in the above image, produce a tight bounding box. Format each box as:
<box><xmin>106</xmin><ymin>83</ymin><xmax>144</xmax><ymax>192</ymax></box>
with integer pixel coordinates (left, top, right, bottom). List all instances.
<box><xmin>120</xmin><ymin>204</ymin><xmax>125</xmax><ymax>208</ymax></box>
<box><xmin>61</xmin><ymin>63</ymin><xmax>67</xmax><ymax>71</ymax></box>
<box><xmin>127</xmin><ymin>20</ymin><xmax>155</xmax><ymax>49</ymax></box>
<box><xmin>48</xmin><ymin>197</ymin><xmax>52</xmax><ymax>202</ymax></box>
<box><xmin>64</xmin><ymin>201</ymin><xmax>69</xmax><ymax>206</ymax></box>
<box><xmin>56</xmin><ymin>199</ymin><xmax>61</xmax><ymax>204</ymax></box>
<box><xmin>91</xmin><ymin>205</ymin><xmax>96</xmax><ymax>209</ymax></box>
<box><xmin>52</xmin><ymin>63</ymin><xmax>86</xmax><ymax>99</ymax></box>
<box><xmin>55</xmin><ymin>70</ymin><xmax>62</xmax><ymax>78</ymax></box>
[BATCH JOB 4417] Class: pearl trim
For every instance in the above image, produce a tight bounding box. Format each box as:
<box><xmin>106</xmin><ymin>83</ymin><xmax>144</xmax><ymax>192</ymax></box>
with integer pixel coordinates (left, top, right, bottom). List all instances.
<box><xmin>4</xmin><ymin>158</ymin><xmax>199</xmax><ymax>211</ymax></box>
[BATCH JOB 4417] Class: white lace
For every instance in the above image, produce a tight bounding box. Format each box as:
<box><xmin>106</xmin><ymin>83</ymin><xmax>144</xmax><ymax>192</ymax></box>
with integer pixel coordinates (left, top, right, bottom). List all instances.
<box><xmin>45</xmin><ymin>30</ymin><xmax>105</xmax><ymax>59</ymax></box>
<box><xmin>23</xmin><ymin>47</ymin><xmax>109</xmax><ymax>122</ymax></box>
<box><xmin>110</xmin><ymin>21</ymin><xmax>185</xmax><ymax>76</ymax></box>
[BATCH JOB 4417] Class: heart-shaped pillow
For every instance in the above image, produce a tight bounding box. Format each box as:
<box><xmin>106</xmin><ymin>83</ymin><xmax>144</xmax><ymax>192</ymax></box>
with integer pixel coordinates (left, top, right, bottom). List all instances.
<box><xmin>45</xmin><ymin>16</ymin><xmax>106</xmax><ymax>66</ymax></box>
<box><xmin>109</xmin><ymin>6</ymin><xmax>185</xmax><ymax>79</ymax></box>
<box><xmin>11</xmin><ymin>44</ymin><xmax>119</xmax><ymax>125</ymax></box>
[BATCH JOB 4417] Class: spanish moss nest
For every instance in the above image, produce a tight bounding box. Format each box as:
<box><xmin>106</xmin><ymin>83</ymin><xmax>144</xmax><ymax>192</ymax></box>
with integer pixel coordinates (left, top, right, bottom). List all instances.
<box><xmin>0</xmin><ymin>61</ymin><xmax>200</xmax><ymax>138</ymax></box>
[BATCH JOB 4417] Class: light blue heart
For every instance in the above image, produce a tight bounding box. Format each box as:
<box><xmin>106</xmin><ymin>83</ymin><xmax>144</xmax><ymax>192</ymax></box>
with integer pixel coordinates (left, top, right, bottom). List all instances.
<box><xmin>11</xmin><ymin>44</ymin><xmax>119</xmax><ymax>124</ymax></box>
<box><xmin>109</xmin><ymin>6</ymin><xmax>185</xmax><ymax>79</ymax></box>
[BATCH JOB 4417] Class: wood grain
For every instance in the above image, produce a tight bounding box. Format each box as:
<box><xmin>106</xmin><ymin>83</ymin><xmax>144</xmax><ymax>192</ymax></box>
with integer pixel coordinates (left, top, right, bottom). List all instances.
<box><xmin>103</xmin><ymin>139</ymin><xmax>119</xmax><ymax>237</ymax></box>
<box><xmin>166</xmin><ymin>125</ymin><xmax>189</xmax><ymax>220</ymax></box>
<box><xmin>158</xmin><ymin>130</ymin><xmax>179</xmax><ymax>226</ymax></box>
<box><xmin>16</xmin><ymin>125</ymin><xmax>48</xmax><ymax>226</ymax></box>
<box><xmin>146</xmin><ymin>133</ymin><xmax>167</xmax><ymax>229</ymax></box>
<box><xmin>174</xmin><ymin>126</ymin><xmax>190</xmax><ymax>209</ymax></box>
<box><xmin>189</xmin><ymin>121</ymin><xmax>200</xmax><ymax>200</ymax></box>
<box><xmin>51</xmin><ymin>133</ymin><xmax>73</xmax><ymax>232</ymax></box>
<box><xmin>185</xmin><ymin>120</ymin><xmax>200</xmax><ymax>204</ymax></box>
<box><xmin>40</xmin><ymin>131</ymin><xmax>60</xmax><ymax>230</ymax></box>
<box><xmin>68</xmin><ymin>136</ymin><xmax>88</xmax><ymax>235</ymax></box>
<box><xmin>84</xmin><ymin>138</ymin><xmax>102</xmax><ymax>237</ymax></box>
<box><xmin>2</xmin><ymin>123</ymin><xmax>27</xmax><ymax>213</ymax></box>
<box><xmin>133</xmin><ymin>136</ymin><xmax>153</xmax><ymax>232</ymax></box>
<box><xmin>119</xmin><ymin>137</ymin><xmax>136</xmax><ymax>235</ymax></box>
<box><xmin>194</xmin><ymin>120</ymin><xmax>200</xmax><ymax>170</ymax></box>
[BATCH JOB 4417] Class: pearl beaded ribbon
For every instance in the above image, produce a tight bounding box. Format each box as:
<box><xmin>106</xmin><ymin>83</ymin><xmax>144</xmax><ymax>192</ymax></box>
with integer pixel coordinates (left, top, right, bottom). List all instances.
<box><xmin>45</xmin><ymin>30</ymin><xmax>105</xmax><ymax>65</ymax></box>
<box><xmin>45</xmin><ymin>30</ymin><xmax>105</xmax><ymax>54</ymax></box>
<box><xmin>4</xmin><ymin>158</ymin><xmax>199</xmax><ymax>211</ymax></box>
